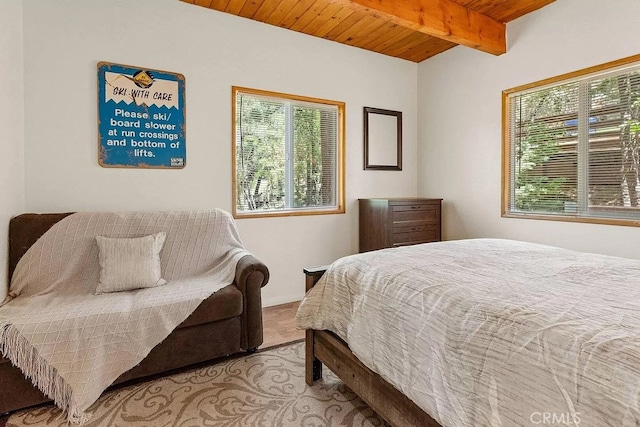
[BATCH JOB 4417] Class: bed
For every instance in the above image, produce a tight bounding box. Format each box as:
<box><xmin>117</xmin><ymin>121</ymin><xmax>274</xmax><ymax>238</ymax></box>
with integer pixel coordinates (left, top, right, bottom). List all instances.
<box><xmin>296</xmin><ymin>239</ymin><xmax>640</xmax><ymax>427</ymax></box>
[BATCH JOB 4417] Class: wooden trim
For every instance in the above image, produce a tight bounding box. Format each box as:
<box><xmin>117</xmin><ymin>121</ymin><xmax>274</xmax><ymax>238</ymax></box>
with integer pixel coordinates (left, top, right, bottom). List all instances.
<box><xmin>338</xmin><ymin>0</ymin><xmax>506</xmax><ymax>56</ymax></box>
<box><xmin>231</xmin><ymin>86</ymin><xmax>346</xmax><ymax>219</ymax></box>
<box><xmin>501</xmin><ymin>90</ymin><xmax>510</xmax><ymax>216</ymax></box>
<box><xmin>234</xmin><ymin>207</ymin><xmax>345</xmax><ymax>219</ymax></box>
<box><xmin>233</xmin><ymin>86</ymin><xmax>346</xmax><ymax>109</ymax></box>
<box><xmin>182</xmin><ymin>0</ymin><xmax>554</xmax><ymax>63</ymax></box>
<box><xmin>231</xmin><ymin>86</ymin><xmax>238</xmax><ymax>218</ymax></box>
<box><xmin>502</xmin><ymin>212</ymin><xmax>640</xmax><ymax>228</ymax></box>
<box><xmin>501</xmin><ymin>53</ymin><xmax>640</xmax><ymax>225</ymax></box>
<box><xmin>338</xmin><ymin>97</ymin><xmax>346</xmax><ymax>214</ymax></box>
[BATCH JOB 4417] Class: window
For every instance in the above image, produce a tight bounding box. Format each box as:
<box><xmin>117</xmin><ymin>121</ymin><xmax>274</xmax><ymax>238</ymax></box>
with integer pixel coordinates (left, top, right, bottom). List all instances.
<box><xmin>503</xmin><ymin>54</ymin><xmax>640</xmax><ymax>226</ymax></box>
<box><xmin>232</xmin><ymin>87</ymin><xmax>345</xmax><ymax>218</ymax></box>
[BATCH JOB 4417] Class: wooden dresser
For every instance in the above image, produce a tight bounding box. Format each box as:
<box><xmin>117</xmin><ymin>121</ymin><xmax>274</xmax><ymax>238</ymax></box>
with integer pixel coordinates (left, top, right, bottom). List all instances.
<box><xmin>359</xmin><ymin>198</ymin><xmax>442</xmax><ymax>253</ymax></box>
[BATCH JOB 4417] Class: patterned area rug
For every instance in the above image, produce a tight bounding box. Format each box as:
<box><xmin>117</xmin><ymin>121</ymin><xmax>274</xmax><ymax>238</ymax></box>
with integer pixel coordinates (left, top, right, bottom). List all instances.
<box><xmin>4</xmin><ymin>341</ymin><xmax>388</xmax><ymax>426</ymax></box>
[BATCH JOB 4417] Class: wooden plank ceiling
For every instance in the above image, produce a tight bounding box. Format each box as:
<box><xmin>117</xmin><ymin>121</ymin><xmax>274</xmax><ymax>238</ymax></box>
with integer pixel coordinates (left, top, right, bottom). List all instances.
<box><xmin>181</xmin><ymin>0</ymin><xmax>555</xmax><ymax>62</ymax></box>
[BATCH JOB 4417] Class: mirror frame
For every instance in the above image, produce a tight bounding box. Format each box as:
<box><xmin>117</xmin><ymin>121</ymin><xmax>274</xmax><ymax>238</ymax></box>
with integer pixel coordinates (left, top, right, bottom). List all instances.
<box><xmin>363</xmin><ymin>107</ymin><xmax>402</xmax><ymax>171</ymax></box>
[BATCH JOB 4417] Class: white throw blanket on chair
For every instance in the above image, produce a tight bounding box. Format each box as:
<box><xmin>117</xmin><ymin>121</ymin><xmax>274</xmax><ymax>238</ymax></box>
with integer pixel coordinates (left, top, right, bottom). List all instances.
<box><xmin>0</xmin><ymin>210</ymin><xmax>250</xmax><ymax>424</ymax></box>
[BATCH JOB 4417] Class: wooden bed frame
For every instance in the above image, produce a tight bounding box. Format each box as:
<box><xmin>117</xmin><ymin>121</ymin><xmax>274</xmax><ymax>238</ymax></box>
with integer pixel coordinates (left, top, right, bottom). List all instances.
<box><xmin>303</xmin><ymin>266</ymin><xmax>442</xmax><ymax>427</ymax></box>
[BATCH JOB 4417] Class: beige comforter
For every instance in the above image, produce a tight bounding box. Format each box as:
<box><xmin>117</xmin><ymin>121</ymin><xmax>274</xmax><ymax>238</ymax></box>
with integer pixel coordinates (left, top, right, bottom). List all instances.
<box><xmin>0</xmin><ymin>210</ymin><xmax>249</xmax><ymax>424</ymax></box>
<box><xmin>296</xmin><ymin>239</ymin><xmax>640</xmax><ymax>427</ymax></box>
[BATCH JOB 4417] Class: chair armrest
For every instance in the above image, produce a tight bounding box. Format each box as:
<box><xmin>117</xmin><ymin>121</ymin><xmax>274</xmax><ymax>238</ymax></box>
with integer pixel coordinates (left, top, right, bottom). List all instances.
<box><xmin>233</xmin><ymin>254</ymin><xmax>269</xmax><ymax>350</ymax></box>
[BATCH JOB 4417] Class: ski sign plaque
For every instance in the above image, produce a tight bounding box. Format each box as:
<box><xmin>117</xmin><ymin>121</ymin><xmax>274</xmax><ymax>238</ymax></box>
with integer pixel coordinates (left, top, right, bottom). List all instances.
<box><xmin>98</xmin><ymin>62</ymin><xmax>186</xmax><ymax>168</ymax></box>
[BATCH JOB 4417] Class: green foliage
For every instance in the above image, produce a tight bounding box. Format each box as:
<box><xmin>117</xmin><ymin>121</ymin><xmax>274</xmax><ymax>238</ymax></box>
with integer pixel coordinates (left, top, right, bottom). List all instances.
<box><xmin>515</xmin><ymin>177</ymin><xmax>567</xmax><ymax>212</ymax></box>
<box><xmin>293</xmin><ymin>106</ymin><xmax>322</xmax><ymax>208</ymax></box>
<box><xmin>591</xmin><ymin>72</ymin><xmax>640</xmax><ymax>207</ymax></box>
<box><xmin>513</xmin><ymin>70</ymin><xmax>640</xmax><ymax>213</ymax></box>
<box><xmin>513</xmin><ymin>87</ymin><xmax>574</xmax><ymax>213</ymax></box>
<box><xmin>236</xmin><ymin>95</ymin><xmax>285</xmax><ymax>211</ymax></box>
<box><xmin>236</xmin><ymin>95</ymin><xmax>332</xmax><ymax>212</ymax></box>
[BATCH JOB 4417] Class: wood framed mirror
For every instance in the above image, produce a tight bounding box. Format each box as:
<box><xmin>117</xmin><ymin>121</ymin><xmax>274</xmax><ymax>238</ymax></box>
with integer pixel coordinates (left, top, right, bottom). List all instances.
<box><xmin>363</xmin><ymin>107</ymin><xmax>402</xmax><ymax>171</ymax></box>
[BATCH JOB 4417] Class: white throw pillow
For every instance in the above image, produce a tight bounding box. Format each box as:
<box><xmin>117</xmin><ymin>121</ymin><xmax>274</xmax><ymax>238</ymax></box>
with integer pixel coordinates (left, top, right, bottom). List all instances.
<box><xmin>95</xmin><ymin>232</ymin><xmax>167</xmax><ymax>294</ymax></box>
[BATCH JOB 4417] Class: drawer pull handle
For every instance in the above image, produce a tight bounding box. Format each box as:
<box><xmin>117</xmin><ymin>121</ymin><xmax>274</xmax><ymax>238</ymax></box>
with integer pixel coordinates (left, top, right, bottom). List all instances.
<box><xmin>410</xmin><ymin>206</ymin><xmax>420</xmax><ymax>210</ymax></box>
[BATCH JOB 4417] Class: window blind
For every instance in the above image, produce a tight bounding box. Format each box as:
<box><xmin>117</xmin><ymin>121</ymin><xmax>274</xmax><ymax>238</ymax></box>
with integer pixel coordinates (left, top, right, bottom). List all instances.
<box><xmin>506</xmin><ymin>59</ymin><xmax>640</xmax><ymax>222</ymax></box>
<box><xmin>587</xmin><ymin>72</ymin><xmax>640</xmax><ymax>214</ymax></box>
<box><xmin>509</xmin><ymin>82</ymin><xmax>580</xmax><ymax>215</ymax></box>
<box><xmin>234</xmin><ymin>89</ymin><xmax>340</xmax><ymax>215</ymax></box>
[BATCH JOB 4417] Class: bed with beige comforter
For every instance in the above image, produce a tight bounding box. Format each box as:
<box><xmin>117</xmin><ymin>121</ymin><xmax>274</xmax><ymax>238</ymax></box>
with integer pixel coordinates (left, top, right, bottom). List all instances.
<box><xmin>296</xmin><ymin>239</ymin><xmax>640</xmax><ymax>427</ymax></box>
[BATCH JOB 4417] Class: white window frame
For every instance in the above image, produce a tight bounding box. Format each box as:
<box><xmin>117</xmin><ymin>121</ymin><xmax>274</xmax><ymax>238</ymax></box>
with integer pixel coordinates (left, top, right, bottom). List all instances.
<box><xmin>502</xmin><ymin>54</ymin><xmax>640</xmax><ymax>227</ymax></box>
<box><xmin>232</xmin><ymin>86</ymin><xmax>346</xmax><ymax>219</ymax></box>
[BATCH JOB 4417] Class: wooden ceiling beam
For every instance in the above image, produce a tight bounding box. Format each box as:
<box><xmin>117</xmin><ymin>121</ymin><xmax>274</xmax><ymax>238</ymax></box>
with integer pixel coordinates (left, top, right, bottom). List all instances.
<box><xmin>337</xmin><ymin>0</ymin><xmax>506</xmax><ymax>55</ymax></box>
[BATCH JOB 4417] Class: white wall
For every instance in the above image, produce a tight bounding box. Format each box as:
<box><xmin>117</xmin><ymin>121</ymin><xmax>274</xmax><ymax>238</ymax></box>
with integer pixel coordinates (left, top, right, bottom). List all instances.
<box><xmin>417</xmin><ymin>0</ymin><xmax>640</xmax><ymax>259</ymax></box>
<box><xmin>0</xmin><ymin>0</ymin><xmax>26</xmax><ymax>297</ymax></box>
<box><xmin>21</xmin><ymin>0</ymin><xmax>418</xmax><ymax>306</ymax></box>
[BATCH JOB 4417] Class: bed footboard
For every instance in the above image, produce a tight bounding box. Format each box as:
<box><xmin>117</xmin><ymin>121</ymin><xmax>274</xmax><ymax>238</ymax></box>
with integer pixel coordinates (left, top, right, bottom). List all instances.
<box><xmin>302</xmin><ymin>266</ymin><xmax>441</xmax><ymax>427</ymax></box>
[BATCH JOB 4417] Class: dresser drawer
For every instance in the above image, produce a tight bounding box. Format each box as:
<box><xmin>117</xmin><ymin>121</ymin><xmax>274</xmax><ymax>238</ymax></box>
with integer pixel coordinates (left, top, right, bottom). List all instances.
<box><xmin>359</xmin><ymin>198</ymin><xmax>442</xmax><ymax>253</ymax></box>
<box><xmin>393</xmin><ymin>224</ymin><xmax>435</xmax><ymax>233</ymax></box>
<box><xmin>392</xmin><ymin>226</ymin><xmax>438</xmax><ymax>245</ymax></box>
<box><xmin>390</xmin><ymin>202</ymin><xmax>436</xmax><ymax>212</ymax></box>
<box><xmin>392</xmin><ymin>206</ymin><xmax>439</xmax><ymax>224</ymax></box>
